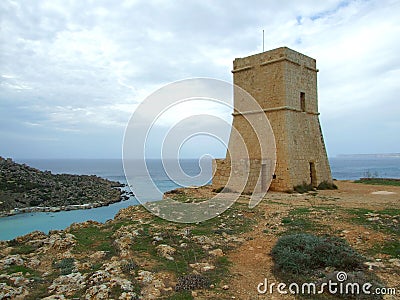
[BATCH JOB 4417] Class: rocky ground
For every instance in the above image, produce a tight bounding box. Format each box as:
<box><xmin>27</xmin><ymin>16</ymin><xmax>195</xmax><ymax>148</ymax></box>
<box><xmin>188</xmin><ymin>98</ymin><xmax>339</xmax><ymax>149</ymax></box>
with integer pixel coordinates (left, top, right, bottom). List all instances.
<box><xmin>0</xmin><ymin>181</ymin><xmax>399</xmax><ymax>299</ymax></box>
<box><xmin>0</xmin><ymin>157</ymin><xmax>128</xmax><ymax>216</ymax></box>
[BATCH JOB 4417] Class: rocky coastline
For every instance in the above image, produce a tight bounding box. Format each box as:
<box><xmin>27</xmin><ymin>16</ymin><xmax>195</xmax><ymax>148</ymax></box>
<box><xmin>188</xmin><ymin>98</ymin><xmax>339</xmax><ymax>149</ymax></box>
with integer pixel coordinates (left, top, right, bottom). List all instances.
<box><xmin>0</xmin><ymin>197</ymin><xmax>131</xmax><ymax>218</ymax></box>
<box><xmin>0</xmin><ymin>157</ymin><xmax>134</xmax><ymax>218</ymax></box>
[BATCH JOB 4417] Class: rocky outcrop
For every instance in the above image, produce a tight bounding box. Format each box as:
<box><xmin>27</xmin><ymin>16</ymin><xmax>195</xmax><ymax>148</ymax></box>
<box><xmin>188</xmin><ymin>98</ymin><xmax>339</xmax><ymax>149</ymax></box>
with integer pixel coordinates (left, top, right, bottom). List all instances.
<box><xmin>156</xmin><ymin>244</ymin><xmax>176</xmax><ymax>261</ymax></box>
<box><xmin>48</xmin><ymin>272</ymin><xmax>87</xmax><ymax>296</ymax></box>
<box><xmin>0</xmin><ymin>157</ymin><xmax>128</xmax><ymax>217</ymax></box>
<box><xmin>112</xmin><ymin>225</ymin><xmax>141</xmax><ymax>258</ymax></box>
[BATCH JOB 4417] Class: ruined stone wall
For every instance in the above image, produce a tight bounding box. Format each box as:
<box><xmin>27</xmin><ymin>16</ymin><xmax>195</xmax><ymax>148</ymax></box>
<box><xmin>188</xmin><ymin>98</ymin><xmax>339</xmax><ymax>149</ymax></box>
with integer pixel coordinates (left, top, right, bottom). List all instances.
<box><xmin>212</xmin><ymin>159</ymin><xmax>265</xmax><ymax>194</ymax></box>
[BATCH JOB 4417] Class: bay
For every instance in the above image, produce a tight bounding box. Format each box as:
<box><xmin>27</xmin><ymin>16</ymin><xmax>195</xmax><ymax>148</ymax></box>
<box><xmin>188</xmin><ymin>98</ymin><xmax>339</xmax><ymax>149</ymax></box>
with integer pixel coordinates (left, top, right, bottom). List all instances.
<box><xmin>0</xmin><ymin>156</ymin><xmax>399</xmax><ymax>240</ymax></box>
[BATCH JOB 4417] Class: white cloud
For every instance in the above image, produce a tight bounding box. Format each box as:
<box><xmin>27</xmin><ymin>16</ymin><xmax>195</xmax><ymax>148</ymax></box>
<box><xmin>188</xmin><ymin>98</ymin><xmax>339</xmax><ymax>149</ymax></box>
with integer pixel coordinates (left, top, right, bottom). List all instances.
<box><xmin>0</xmin><ymin>0</ymin><xmax>399</xmax><ymax>158</ymax></box>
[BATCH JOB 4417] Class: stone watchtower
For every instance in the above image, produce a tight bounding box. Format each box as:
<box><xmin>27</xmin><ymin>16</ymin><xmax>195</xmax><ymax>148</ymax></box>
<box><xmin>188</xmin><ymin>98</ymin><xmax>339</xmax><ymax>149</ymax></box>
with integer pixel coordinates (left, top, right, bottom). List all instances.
<box><xmin>213</xmin><ymin>47</ymin><xmax>333</xmax><ymax>192</ymax></box>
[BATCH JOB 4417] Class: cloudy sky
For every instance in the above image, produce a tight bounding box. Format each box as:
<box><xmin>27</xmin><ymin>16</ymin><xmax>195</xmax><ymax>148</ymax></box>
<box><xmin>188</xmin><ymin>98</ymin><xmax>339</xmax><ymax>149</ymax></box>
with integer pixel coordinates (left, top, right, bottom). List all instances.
<box><xmin>0</xmin><ymin>0</ymin><xmax>399</xmax><ymax>159</ymax></box>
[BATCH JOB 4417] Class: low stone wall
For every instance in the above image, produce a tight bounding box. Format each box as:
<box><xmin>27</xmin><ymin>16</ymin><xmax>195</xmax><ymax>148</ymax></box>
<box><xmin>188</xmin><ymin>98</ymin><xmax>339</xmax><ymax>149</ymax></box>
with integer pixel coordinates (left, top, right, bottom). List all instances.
<box><xmin>212</xmin><ymin>159</ymin><xmax>272</xmax><ymax>194</ymax></box>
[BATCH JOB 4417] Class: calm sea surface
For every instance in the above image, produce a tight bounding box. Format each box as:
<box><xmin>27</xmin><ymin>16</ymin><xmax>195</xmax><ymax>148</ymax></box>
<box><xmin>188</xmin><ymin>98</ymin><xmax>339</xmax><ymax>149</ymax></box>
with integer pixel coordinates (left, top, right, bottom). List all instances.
<box><xmin>0</xmin><ymin>157</ymin><xmax>399</xmax><ymax>240</ymax></box>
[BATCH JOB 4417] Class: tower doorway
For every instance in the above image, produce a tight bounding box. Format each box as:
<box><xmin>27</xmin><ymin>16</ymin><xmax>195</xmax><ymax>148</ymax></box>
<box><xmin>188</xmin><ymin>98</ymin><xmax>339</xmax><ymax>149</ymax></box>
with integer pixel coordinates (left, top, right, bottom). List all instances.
<box><xmin>310</xmin><ymin>162</ymin><xmax>317</xmax><ymax>187</ymax></box>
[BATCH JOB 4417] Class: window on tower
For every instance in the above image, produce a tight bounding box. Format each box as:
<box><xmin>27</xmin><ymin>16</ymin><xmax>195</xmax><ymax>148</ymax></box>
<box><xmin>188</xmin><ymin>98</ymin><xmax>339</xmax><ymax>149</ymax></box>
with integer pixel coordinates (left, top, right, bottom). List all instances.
<box><xmin>300</xmin><ymin>92</ymin><xmax>306</xmax><ymax>112</ymax></box>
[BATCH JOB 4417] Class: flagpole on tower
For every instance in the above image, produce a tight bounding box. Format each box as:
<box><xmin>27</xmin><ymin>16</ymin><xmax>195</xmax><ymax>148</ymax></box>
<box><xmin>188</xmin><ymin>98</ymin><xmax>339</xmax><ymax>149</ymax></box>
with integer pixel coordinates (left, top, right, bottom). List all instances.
<box><xmin>262</xmin><ymin>29</ymin><xmax>265</xmax><ymax>52</ymax></box>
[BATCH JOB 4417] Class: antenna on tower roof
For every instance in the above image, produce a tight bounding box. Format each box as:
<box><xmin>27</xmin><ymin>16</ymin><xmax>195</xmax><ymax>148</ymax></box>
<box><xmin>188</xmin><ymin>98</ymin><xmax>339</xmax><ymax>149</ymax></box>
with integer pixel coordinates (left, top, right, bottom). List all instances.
<box><xmin>262</xmin><ymin>29</ymin><xmax>265</xmax><ymax>52</ymax></box>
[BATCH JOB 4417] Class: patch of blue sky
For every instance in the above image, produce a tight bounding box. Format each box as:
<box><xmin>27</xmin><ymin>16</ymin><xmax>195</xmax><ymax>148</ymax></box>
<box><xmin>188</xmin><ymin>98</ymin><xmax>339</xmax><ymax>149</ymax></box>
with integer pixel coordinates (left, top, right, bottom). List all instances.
<box><xmin>310</xmin><ymin>0</ymin><xmax>352</xmax><ymax>21</ymax></box>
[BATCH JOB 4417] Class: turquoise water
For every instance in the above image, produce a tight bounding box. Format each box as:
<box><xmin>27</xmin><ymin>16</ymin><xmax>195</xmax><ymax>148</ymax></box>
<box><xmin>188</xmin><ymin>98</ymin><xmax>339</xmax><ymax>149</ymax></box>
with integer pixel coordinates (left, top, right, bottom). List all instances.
<box><xmin>0</xmin><ymin>159</ymin><xmax>212</xmax><ymax>240</ymax></box>
<box><xmin>0</xmin><ymin>157</ymin><xmax>399</xmax><ymax>240</ymax></box>
<box><xmin>0</xmin><ymin>198</ymin><xmax>139</xmax><ymax>240</ymax></box>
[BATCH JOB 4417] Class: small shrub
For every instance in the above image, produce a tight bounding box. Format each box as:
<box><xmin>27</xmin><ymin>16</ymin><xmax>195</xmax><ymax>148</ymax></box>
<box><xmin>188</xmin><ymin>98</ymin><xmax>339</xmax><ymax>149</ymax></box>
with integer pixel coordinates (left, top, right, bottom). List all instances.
<box><xmin>317</xmin><ymin>181</ymin><xmax>338</xmax><ymax>190</ymax></box>
<box><xmin>212</xmin><ymin>187</ymin><xmax>224</xmax><ymax>193</ymax></box>
<box><xmin>293</xmin><ymin>183</ymin><xmax>314</xmax><ymax>194</ymax></box>
<box><xmin>54</xmin><ymin>258</ymin><xmax>75</xmax><ymax>275</ymax></box>
<box><xmin>241</xmin><ymin>191</ymin><xmax>252</xmax><ymax>195</ymax></box>
<box><xmin>8</xmin><ymin>239</ymin><xmax>20</xmax><ymax>247</ymax></box>
<box><xmin>213</xmin><ymin>186</ymin><xmax>234</xmax><ymax>193</ymax></box>
<box><xmin>272</xmin><ymin>233</ymin><xmax>365</xmax><ymax>275</ymax></box>
<box><xmin>167</xmin><ymin>189</ymin><xmax>184</xmax><ymax>195</ymax></box>
<box><xmin>175</xmin><ymin>274</ymin><xmax>210</xmax><ymax>291</ymax></box>
<box><xmin>121</xmin><ymin>260</ymin><xmax>138</xmax><ymax>273</ymax></box>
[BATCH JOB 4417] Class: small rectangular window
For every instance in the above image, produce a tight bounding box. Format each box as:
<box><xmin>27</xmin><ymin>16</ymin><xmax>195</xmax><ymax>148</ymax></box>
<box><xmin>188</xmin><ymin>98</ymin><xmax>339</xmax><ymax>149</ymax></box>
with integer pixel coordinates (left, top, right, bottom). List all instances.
<box><xmin>300</xmin><ymin>92</ymin><xmax>306</xmax><ymax>111</ymax></box>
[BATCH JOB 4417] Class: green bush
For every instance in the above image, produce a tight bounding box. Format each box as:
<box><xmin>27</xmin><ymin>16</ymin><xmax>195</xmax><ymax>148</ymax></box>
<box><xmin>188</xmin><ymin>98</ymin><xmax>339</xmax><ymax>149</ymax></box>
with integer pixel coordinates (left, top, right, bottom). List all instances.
<box><xmin>54</xmin><ymin>258</ymin><xmax>75</xmax><ymax>275</ymax></box>
<box><xmin>271</xmin><ymin>233</ymin><xmax>365</xmax><ymax>275</ymax></box>
<box><xmin>212</xmin><ymin>186</ymin><xmax>234</xmax><ymax>193</ymax></box>
<box><xmin>175</xmin><ymin>274</ymin><xmax>210</xmax><ymax>291</ymax></box>
<box><xmin>293</xmin><ymin>183</ymin><xmax>314</xmax><ymax>194</ymax></box>
<box><xmin>317</xmin><ymin>181</ymin><xmax>338</xmax><ymax>190</ymax></box>
<box><xmin>121</xmin><ymin>260</ymin><xmax>138</xmax><ymax>273</ymax></box>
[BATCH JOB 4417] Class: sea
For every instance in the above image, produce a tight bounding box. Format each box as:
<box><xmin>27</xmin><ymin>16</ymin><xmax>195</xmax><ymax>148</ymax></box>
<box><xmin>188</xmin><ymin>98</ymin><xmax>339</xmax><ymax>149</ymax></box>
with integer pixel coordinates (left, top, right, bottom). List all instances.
<box><xmin>0</xmin><ymin>157</ymin><xmax>399</xmax><ymax>240</ymax></box>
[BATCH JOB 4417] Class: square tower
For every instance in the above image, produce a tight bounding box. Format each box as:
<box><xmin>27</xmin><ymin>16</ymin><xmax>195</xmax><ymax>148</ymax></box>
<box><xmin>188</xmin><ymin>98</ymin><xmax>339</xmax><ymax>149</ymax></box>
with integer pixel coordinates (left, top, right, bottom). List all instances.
<box><xmin>212</xmin><ymin>47</ymin><xmax>333</xmax><ymax>192</ymax></box>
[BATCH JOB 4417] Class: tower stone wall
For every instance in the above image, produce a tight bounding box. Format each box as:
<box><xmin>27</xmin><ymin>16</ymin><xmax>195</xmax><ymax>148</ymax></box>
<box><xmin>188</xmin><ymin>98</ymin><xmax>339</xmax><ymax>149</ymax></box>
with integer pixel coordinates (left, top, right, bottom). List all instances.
<box><xmin>212</xmin><ymin>47</ymin><xmax>332</xmax><ymax>192</ymax></box>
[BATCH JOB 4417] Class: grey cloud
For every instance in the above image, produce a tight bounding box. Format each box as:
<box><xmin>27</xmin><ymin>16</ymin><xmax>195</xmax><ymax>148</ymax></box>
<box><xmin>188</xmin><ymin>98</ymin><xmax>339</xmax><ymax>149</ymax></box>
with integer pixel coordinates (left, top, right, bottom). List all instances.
<box><xmin>0</xmin><ymin>0</ymin><xmax>399</xmax><ymax>158</ymax></box>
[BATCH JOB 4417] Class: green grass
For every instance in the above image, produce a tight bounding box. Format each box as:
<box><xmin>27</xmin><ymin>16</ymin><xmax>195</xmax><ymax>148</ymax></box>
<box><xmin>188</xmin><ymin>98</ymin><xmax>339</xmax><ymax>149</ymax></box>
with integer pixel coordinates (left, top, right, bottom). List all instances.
<box><xmin>131</xmin><ymin>225</ymin><xmax>209</xmax><ymax>276</ymax></box>
<box><xmin>368</xmin><ymin>240</ymin><xmax>400</xmax><ymax>258</ymax></box>
<box><xmin>280</xmin><ymin>207</ymin><xmax>323</xmax><ymax>234</ymax></box>
<box><xmin>354</xmin><ymin>178</ymin><xmax>400</xmax><ymax>186</ymax></box>
<box><xmin>70</xmin><ymin>225</ymin><xmax>116</xmax><ymax>255</ymax></box>
<box><xmin>196</xmin><ymin>202</ymin><xmax>256</xmax><ymax>236</ymax></box>
<box><xmin>378</xmin><ymin>208</ymin><xmax>400</xmax><ymax>216</ymax></box>
<box><xmin>10</xmin><ymin>244</ymin><xmax>36</xmax><ymax>255</ymax></box>
<box><xmin>290</xmin><ymin>207</ymin><xmax>311</xmax><ymax>216</ymax></box>
<box><xmin>206</xmin><ymin>256</ymin><xmax>231</xmax><ymax>286</ymax></box>
<box><xmin>165</xmin><ymin>191</ymin><xmax>209</xmax><ymax>203</ymax></box>
<box><xmin>127</xmin><ymin>200</ymin><xmax>257</xmax><ymax>298</ymax></box>
<box><xmin>346</xmin><ymin>208</ymin><xmax>399</xmax><ymax>235</ymax></box>
<box><xmin>344</xmin><ymin>208</ymin><xmax>399</xmax><ymax>259</ymax></box>
<box><xmin>166</xmin><ymin>291</ymin><xmax>193</xmax><ymax>300</ymax></box>
<box><xmin>110</xmin><ymin>220</ymin><xmax>134</xmax><ymax>231</ymax></box>
<box><xmin>6</xmin><ymin>265</ymin><xmax>39</xmax><ymax>277</ymax></box>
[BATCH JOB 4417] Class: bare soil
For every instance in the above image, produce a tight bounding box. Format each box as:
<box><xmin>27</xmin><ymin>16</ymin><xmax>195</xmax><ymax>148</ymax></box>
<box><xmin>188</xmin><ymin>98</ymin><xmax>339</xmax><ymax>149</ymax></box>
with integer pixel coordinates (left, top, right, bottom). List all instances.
<box><xmin>223</xmin><ymin>181</ymin><xmax>400</xmax><ymax>299</ymax></box>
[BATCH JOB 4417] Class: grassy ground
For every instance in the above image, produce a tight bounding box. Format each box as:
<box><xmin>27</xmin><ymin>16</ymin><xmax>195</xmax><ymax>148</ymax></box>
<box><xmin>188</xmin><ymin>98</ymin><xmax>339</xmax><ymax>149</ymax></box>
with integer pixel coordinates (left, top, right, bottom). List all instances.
<box><xmin>354</xmin><ymin>178</ymin><xmax>400</xmax><ymax>186</ymax></box>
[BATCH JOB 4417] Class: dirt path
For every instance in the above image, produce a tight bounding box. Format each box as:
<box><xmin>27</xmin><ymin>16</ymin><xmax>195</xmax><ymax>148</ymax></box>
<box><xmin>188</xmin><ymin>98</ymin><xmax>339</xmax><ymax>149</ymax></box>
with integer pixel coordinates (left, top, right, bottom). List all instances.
<box><xmin>228</xmin><ymin>202</ymin><xmax>294</xmax><ymax>299</ymax></box>
<box><xmin>226</xmin><ymin>181</ymin><xmax>400</xmax><ymax>299</ymax></box>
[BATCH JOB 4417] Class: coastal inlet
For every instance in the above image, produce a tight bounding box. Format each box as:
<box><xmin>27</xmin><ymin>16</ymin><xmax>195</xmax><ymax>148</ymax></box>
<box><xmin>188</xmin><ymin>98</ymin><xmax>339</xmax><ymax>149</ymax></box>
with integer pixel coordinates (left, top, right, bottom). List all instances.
<box><xmin>0</xmin><ymin>157</ymin><xmax>134</xmax><ymax>218</ymax></box>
